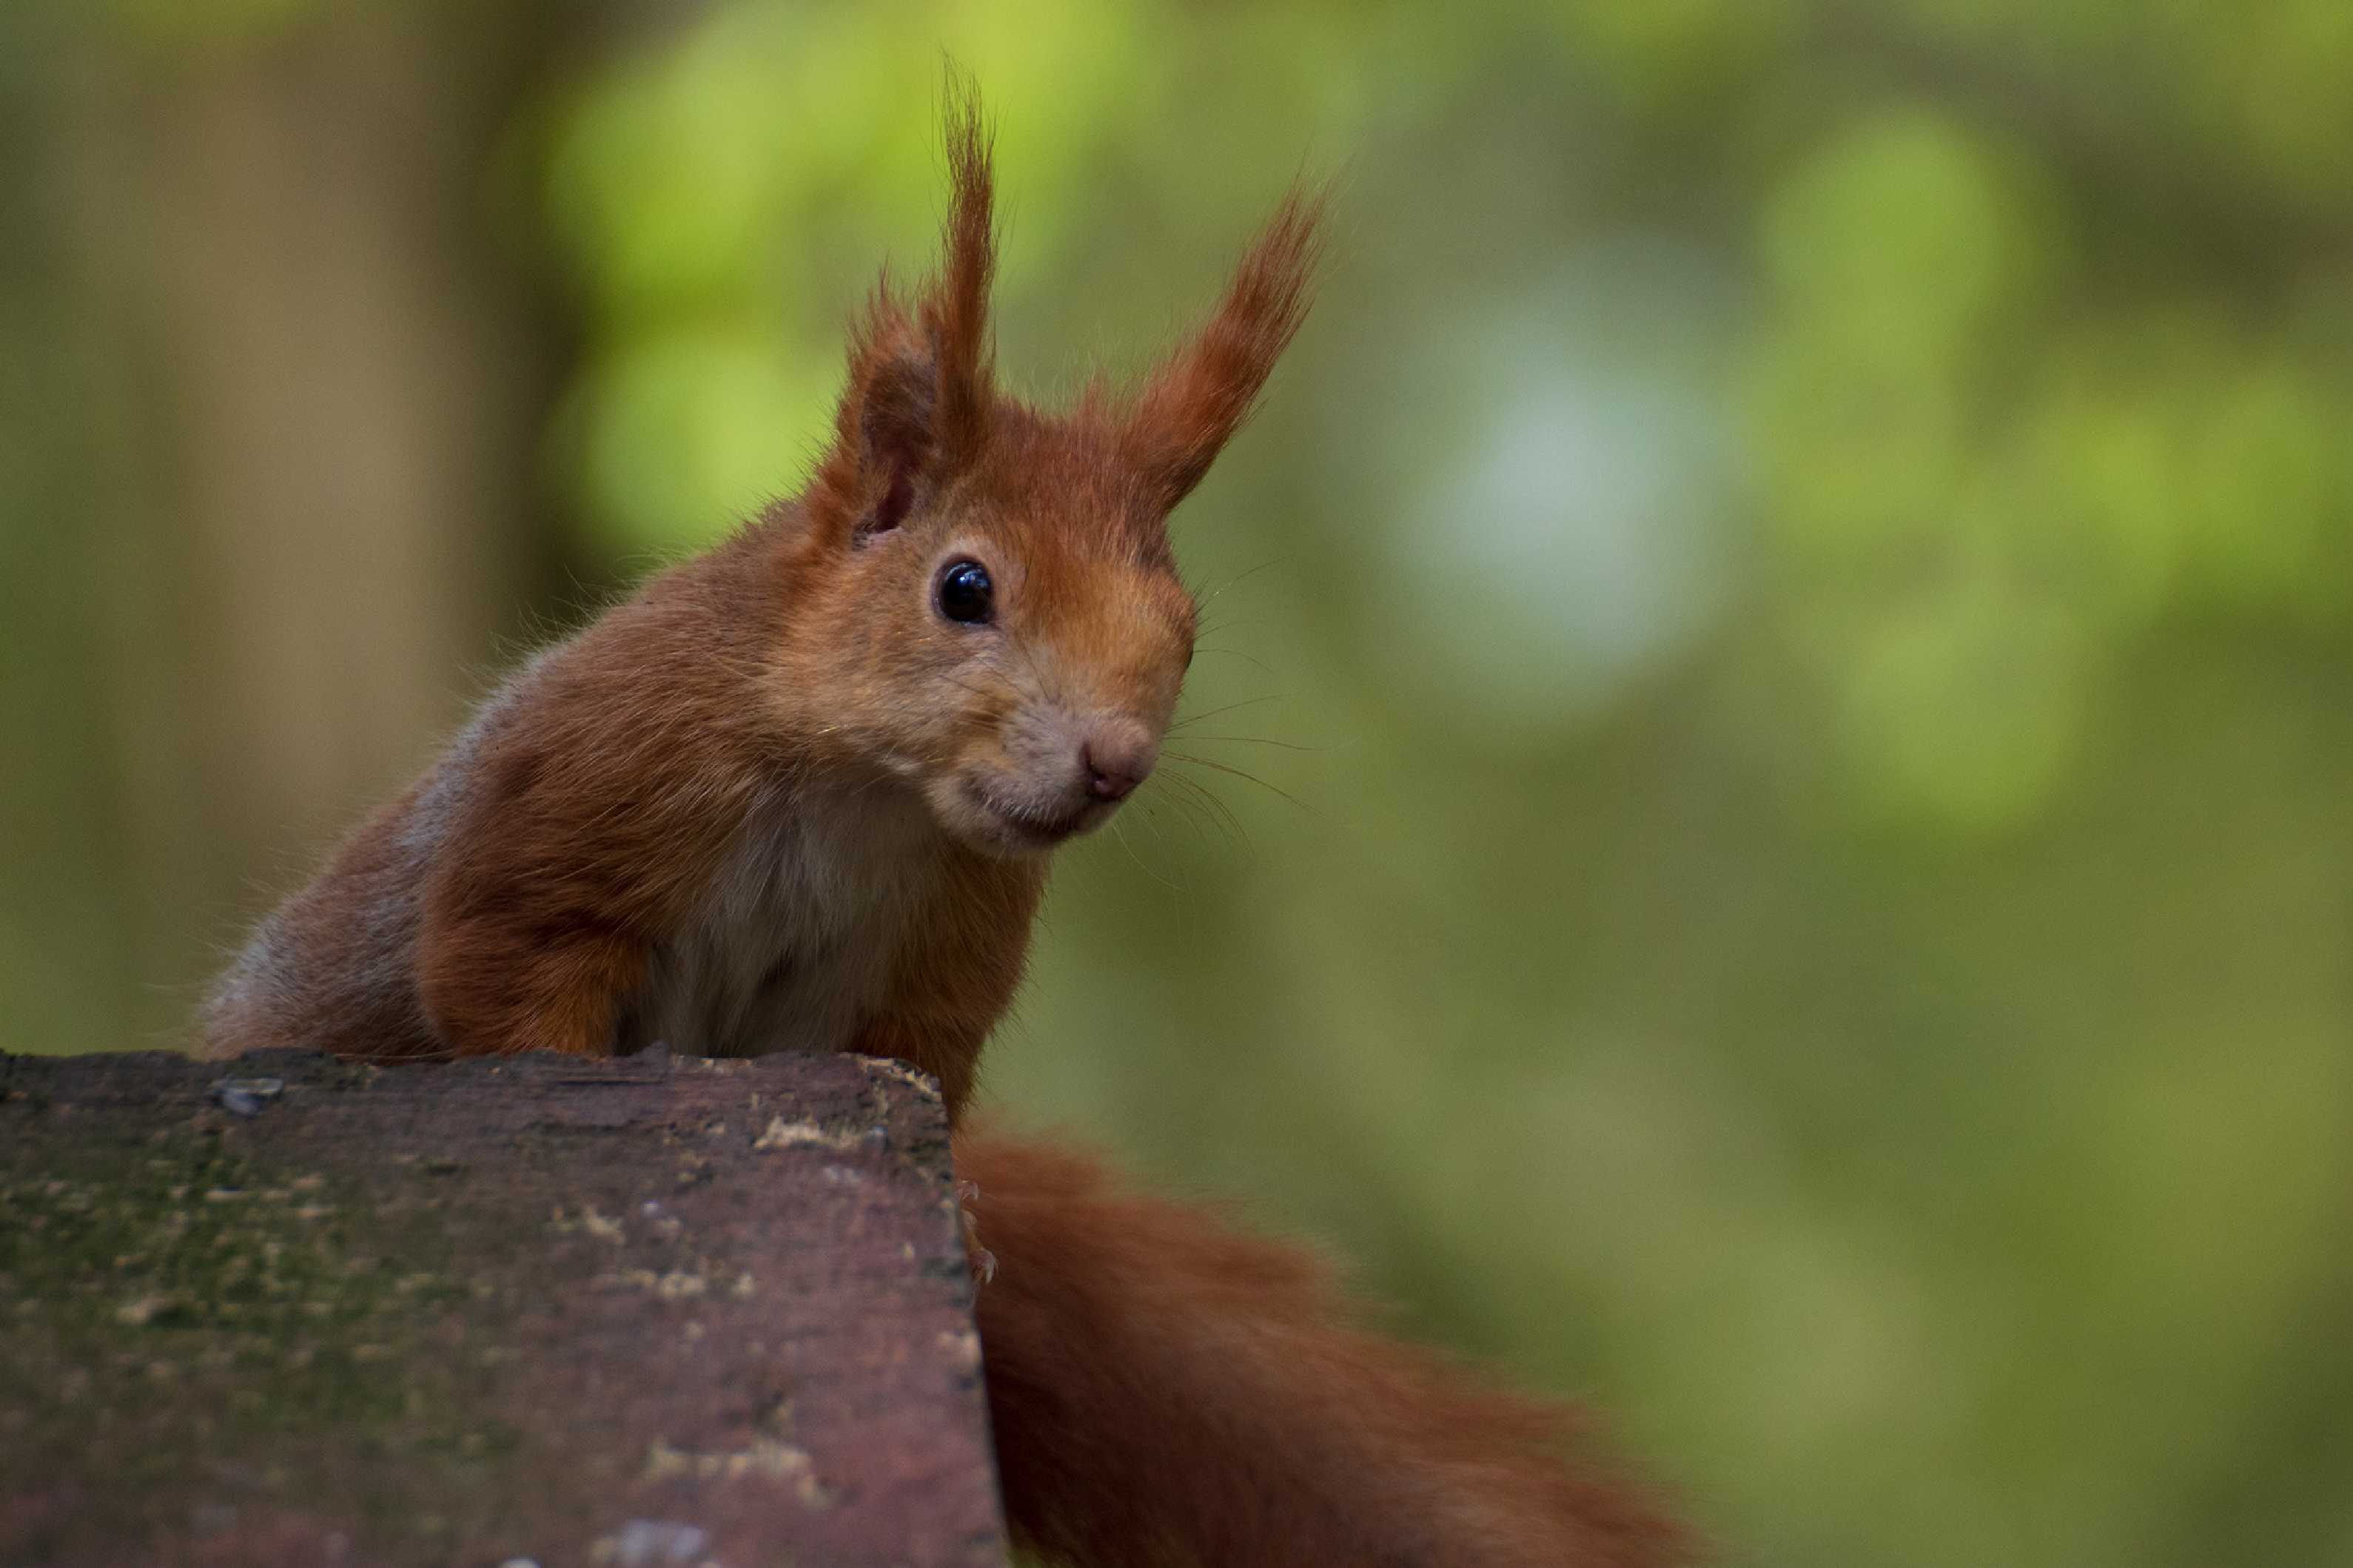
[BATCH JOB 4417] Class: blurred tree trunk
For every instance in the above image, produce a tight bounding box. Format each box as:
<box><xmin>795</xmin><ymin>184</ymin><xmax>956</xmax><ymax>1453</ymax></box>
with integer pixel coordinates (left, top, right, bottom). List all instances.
<box><xmin>5</xmin><ymin>3</ymin><xmax>587</xmax><ymax>1052</ymax></box>
<box><xmin>147</xmin><ymin>13</ymin><xmax>551</xmax><ymax>859</ymax></box>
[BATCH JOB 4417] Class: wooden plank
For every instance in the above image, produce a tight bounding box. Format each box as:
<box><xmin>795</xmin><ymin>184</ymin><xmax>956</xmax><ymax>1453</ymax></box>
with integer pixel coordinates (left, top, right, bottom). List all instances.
<box><xmin>0</xmin><ymin>1046</ymin><xmax>1007</xmax><ymax>1568</ymax></box>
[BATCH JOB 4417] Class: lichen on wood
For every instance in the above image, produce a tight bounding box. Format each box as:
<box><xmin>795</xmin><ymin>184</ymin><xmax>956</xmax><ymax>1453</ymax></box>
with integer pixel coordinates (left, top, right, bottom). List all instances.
<box><xmin>0</xmin><ymin>1045</ymin><xmax>1007</xmax><ymax>1568</ymax></box>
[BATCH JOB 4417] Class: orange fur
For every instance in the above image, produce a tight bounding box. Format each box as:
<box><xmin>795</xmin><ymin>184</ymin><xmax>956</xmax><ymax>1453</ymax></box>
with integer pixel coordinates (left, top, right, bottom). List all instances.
<box><xmin>201</xmin><ymin>87</ymin><xmax>1691</xmax><ymax>1564</ymax></box>
<box><xmin>201</xmin><ymin>89</ymin><xmax>1214</xmax><ymax>1109</ymax></box>
<box><xmin>961</xmin><ymin>1128</ymin><xmax>1691</xmax><ymax>1567</ymax></box>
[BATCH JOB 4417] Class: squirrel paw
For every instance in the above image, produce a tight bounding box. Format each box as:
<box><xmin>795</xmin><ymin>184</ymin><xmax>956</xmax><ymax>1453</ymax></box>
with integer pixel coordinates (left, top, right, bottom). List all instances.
<box><xmin>957</xmin><ymin>1180</ymin><xmax>996</xmax><ymax>1284</ymax></box>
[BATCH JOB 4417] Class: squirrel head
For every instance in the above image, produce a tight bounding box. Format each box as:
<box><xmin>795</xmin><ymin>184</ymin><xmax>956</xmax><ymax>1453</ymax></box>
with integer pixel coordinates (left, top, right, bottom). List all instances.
<box><xmin>778</xmin><ymin>91</ymin><xmax>1323</xmax><ymax>858</ymax></box>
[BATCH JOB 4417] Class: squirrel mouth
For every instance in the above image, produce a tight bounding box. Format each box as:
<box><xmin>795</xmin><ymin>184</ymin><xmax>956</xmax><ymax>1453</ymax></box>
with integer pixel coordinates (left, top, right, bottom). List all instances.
<box><xmin>964</xmin><ymin>781</ymin><xmax>1097</xmax><ymax>847</ymax></box>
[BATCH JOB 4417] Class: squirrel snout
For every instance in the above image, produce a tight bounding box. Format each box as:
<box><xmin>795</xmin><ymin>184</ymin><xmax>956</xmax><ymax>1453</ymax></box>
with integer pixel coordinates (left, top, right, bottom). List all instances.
<box><xmin>1082</xmin><ymin>722</ymin><xmax>1158</xmax><ymax>803</ymax></box>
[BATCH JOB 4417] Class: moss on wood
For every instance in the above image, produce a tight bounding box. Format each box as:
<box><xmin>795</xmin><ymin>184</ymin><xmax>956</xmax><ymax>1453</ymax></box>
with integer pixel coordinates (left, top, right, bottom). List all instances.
<box><xmin>0</xmin><ymin>1047</ymin><xmax>1005</xmax><ymax>1568</ymax></box>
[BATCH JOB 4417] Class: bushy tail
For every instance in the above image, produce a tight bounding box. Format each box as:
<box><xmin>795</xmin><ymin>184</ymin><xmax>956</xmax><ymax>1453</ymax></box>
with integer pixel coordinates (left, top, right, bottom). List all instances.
<box><xmin>955</xmin><ymin>1126</ymin><xmax>1692</xmax><ymax>1567</ymax></box>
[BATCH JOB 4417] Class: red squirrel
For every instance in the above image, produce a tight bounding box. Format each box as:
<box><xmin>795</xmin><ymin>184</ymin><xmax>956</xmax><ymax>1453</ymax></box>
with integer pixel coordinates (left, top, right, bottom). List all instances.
<box><xmin>201</xmin><ymin>92</ymin><xmax>1688</xmax><ymax>1568</ymax></box>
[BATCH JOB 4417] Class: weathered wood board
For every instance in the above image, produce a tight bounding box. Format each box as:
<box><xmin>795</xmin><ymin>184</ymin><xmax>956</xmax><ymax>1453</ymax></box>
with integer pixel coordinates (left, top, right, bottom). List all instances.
<box><xmin>0</xmin><ymin>1045</ymin><xmax>1007</xmax><ymax>1568</ymax></box>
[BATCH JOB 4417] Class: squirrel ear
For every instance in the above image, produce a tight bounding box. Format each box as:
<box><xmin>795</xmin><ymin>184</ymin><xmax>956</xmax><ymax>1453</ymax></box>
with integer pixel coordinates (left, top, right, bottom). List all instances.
<box><xmin>842</xmin><ymin>311</ymin><xmax>934</xmax><ymax>545</ymax></box>
<box><xmin>811</xmin><ymin>82</ymin><xmax>998</xmax><ymax>550</ymax></box>
<box><xmin>1122</xmin><ymin>187</ymin><xmax>1324</xmax><ymax>512</ymax></box>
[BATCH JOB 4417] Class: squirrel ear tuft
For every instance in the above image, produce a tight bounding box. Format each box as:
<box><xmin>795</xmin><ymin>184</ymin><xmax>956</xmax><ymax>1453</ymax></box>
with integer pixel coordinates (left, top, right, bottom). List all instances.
<box><xmin>812</xmin><ymin>78</ymin><xmax>998</xmax><ymax>549</ymax></box>
<box><xmin>922</xmin><ymin>73</ymin><xmax>996</xmax><ymax>471</ymax></box>
<box><xmin>1122</xmin><ymin>186</ymin><xmax>1325</xmax><ymax>513</ymax></box>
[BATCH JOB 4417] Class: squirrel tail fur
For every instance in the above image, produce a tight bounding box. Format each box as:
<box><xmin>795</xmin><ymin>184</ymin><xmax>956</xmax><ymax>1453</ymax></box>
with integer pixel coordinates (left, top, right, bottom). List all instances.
<box><xmin>955</xmin><ymin>1127</ymin><xmax>1693</xmax><ymax>1567</ymax></box>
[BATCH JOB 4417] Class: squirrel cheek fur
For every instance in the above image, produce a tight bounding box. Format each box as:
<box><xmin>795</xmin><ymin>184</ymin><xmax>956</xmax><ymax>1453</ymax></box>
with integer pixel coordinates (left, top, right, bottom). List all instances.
<box><xmin>204</xmin><ymin>90</ymin><xmax>1688</xmax><ymax>1568</ymax></box>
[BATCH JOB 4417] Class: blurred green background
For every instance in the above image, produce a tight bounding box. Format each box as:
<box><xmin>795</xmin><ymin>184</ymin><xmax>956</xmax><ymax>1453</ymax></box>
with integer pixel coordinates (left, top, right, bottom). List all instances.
<box><xmin>7</xmin><ymin>1</ymin><xmax>2353</xmax><ymax>1563</ymax></box>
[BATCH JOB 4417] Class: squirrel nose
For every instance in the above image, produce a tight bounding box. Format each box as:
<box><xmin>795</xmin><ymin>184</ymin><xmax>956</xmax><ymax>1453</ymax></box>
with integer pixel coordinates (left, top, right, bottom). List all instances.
<box><xmin>1082</xmin><ymin>723</ymin><xmax>1158</xmax><ymax>803</ymax></box>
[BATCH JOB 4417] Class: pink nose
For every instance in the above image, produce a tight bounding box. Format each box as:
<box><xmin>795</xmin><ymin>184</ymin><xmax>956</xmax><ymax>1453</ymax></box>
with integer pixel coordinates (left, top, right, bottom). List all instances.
<box><xmin>1083</xmin><ymin>723</ymin><xmax>1158</xmax><ymax>803</ymax></box>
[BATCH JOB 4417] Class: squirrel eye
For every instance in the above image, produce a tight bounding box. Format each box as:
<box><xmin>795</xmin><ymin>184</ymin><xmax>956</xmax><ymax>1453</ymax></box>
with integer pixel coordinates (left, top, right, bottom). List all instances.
<box><xmin>935</xmin><ymin>559</ymin><xmax>994</xmax><ymax>625</ymax></box>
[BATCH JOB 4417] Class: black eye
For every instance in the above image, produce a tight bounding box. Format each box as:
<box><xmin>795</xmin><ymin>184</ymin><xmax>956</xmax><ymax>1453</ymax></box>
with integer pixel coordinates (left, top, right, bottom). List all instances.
<box><xmin>936</xmin><ymin>559</ymin><xmax>994</xmax><ymax>625</ymax></box>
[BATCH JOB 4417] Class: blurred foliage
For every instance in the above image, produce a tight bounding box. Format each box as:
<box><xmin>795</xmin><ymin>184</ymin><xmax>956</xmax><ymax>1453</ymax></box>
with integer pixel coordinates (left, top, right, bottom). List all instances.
<box><xmin>9</xmin><ymin>1</ymin><xmax>2353</xmax><ymax>1564</ymax></box>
